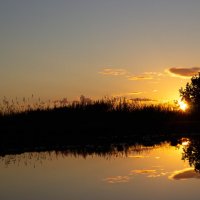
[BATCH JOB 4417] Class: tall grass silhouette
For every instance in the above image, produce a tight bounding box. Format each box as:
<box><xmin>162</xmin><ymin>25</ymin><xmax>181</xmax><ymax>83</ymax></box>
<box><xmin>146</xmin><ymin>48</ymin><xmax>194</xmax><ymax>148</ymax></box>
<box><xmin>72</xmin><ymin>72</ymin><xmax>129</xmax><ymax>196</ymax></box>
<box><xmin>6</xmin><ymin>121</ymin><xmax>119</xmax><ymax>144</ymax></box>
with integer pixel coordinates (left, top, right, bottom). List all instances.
<box><xmin>0</xmin><ymin>95</ymin><xmax>180</xmax><ymax>115</ymax></box>
<box><xmin>0</xmin><ymin>95</ymin><xmax>199</xmax><ymax>156</ymax></box>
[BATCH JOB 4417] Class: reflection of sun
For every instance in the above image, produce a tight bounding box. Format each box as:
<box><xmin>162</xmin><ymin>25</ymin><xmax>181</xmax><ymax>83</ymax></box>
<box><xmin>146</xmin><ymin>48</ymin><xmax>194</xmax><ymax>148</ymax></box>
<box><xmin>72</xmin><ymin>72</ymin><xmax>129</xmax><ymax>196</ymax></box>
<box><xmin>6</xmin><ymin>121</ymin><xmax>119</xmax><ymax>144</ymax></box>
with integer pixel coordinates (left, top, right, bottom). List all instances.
<box><xmin>178</xmin><ymin>100</ymin><xmax>188</xmax><ymax>111</ymax></box>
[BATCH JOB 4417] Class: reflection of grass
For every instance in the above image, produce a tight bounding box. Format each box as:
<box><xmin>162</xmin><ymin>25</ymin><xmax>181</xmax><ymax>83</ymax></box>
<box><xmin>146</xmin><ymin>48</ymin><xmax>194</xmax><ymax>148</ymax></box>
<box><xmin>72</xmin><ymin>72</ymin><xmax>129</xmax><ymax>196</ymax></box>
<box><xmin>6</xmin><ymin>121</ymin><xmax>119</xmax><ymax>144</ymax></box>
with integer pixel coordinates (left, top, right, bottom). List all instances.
<box><xmin>0</xmin><ymin>137</ymin><xmax>179</xmax><ymax>160</ymax></box>
<box><xmin>0</xmin><ymin>140</ymin><xmax>174</xmax><ymax>166</ymax></box>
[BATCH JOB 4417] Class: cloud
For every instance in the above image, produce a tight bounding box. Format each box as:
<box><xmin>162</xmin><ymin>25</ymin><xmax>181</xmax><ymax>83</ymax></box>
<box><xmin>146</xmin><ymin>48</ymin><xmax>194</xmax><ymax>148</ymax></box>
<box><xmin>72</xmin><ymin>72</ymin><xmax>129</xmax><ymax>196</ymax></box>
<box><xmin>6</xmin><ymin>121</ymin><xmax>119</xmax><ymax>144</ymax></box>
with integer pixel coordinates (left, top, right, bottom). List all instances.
<box><xmin>127</xmin><ymin>72</ymin><xmax>163</xmax><ymax>81</ymax></box>
<box><xmin>99</xmin><ymin>68</ymin><xmax>162</xmax><ymax>81</ymax></box>
<box><xmin>103</xmin><ymin>176</ymin><xmax>130</xmax><ymax>184</ymax></box>
<box><xmin>144</xmin><ymin>72</ymin><xmax>163</xmax><ymax>76</ymax></box>
<box><xmin>127</xmin><ymin>92</ymin><xmax>143</xmax><ymax>95</ymax></box>
<box><xmin>104</xmin><ymin>167</ymin><xmax>168</xmax><ymax>184</ymax></box>
<box><xmin>130</xmin><ymin>98</ymin><xmax>156</xmax><ymax>102</ymax></box>
<box><xmin>130</xmin><ymin>168</ymin><xmax>168</xmax><ymax>178</ymax></box>
<box><xmin>131</xmin><ymin>169</ymin><xmax>156</xmax><ymax>174</ymax></box>
<box><xmin>147</xmin><ymin>172</ymin><xmax>167</xmax><ymax>178</ymax></box>
<box><xmin>112</xmin><ymin>92</ymin><xmax>143</xmax><ymax>97</ymax></box>
<box><xmin>167</xmin><ymin>67</ymin><xmax>200</xmax><ymax>78</ymax></box>
<box><xmin>99</xmin><ymin>68</ymin><xmax>127</xmax><ymax>76</ymax></box>
<box><xmin>169</xmin><ymin>168</ymin><xmax>200</xmax><ymax>180</ymax></box>
<box><xmin>127</xmin><ymin>75</ymin><xmax>153</xmax><ymax>81</ymax></box>
<box><xmin>128</xmin><ymin>155</ymin><xmax>148</xmax><ymax>158</ymax></box>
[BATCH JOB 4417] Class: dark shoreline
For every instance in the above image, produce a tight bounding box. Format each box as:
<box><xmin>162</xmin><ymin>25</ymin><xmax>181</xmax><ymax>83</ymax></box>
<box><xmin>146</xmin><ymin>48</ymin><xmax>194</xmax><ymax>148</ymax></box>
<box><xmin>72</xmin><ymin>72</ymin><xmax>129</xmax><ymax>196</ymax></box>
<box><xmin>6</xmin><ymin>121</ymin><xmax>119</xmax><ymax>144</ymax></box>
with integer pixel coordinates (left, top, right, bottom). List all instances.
<box><xmin>0</xmin><ymin>102</ymin><xmax>200</xmax><ymax>156</ymax></box>
<box><xmin>0</xmin><ymin>130</ymin><xmax>198</xmax><ymax>157</ymax></box>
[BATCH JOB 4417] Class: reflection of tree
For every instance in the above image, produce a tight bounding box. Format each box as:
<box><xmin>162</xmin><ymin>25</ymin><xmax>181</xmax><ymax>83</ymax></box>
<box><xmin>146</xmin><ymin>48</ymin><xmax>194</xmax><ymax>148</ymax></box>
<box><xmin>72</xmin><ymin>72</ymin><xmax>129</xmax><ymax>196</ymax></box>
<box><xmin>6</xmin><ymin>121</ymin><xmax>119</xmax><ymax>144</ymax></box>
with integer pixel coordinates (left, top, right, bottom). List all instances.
<box><xmin>182</xmin><ymin>139</ymin><xmax>200</xmax><ymax>172</ymax></box>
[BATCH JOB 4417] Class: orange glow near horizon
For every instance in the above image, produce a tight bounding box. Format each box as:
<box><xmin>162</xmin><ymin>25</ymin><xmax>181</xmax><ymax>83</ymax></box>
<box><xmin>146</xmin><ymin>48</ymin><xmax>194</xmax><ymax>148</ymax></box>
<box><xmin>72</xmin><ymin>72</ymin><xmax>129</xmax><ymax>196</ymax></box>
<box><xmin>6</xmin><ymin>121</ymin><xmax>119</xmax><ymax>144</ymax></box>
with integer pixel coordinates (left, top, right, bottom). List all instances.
<box><xmin>178</xmin><ymin>99</ymin><xmax>188</xmax><ymax>111</ymax></box>
<box><xmin>181</xmin><ymin>138</ymin><xmax>190</xmax><ymax>146</ymax></box>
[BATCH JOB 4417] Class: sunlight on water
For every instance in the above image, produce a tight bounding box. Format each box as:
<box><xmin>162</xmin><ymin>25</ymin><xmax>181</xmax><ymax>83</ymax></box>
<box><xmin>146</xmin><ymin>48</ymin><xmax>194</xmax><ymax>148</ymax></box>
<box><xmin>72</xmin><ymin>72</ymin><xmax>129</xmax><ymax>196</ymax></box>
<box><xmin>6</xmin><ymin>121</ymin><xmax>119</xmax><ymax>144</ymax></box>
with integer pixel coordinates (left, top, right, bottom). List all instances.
<box><xmin>0</xmin><ymin>140</ymin><xmax>200</xmax><ymax>200</ymax></box>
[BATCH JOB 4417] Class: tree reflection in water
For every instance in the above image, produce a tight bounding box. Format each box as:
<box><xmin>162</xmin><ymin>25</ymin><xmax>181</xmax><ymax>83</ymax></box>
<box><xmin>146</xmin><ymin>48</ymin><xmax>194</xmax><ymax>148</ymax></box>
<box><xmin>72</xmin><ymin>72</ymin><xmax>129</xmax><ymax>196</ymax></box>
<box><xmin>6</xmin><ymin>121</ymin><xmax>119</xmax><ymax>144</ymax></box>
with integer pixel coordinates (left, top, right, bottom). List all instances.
<box><xmin>182</xmin><ymin>137</ymin><xmax>200</xmax><ymax>172</ymax></box>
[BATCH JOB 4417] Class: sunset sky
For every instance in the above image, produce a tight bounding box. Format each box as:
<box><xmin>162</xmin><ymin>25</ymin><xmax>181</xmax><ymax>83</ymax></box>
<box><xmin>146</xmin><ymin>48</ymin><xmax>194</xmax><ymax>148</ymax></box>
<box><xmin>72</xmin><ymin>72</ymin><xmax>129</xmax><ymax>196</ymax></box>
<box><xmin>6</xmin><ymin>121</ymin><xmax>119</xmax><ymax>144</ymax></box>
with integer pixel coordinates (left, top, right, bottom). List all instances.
<box><xmin>1</xmin><ymin>0</ymin><xmax>200</xmax><ymax>102</ymax></box>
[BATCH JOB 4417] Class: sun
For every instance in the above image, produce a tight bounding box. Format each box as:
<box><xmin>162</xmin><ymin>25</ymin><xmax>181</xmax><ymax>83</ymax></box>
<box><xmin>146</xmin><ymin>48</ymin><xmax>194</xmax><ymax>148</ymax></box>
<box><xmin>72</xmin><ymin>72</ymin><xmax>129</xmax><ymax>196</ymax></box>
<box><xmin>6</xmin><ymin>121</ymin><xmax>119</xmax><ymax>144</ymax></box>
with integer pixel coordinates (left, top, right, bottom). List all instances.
<box><xmin>178</xmin><ymin>99</ymin><xmax>188</xmax><ymax>111</ymax></box>
<box><xmin>180</xmin><ymin>138</ymin><xmax>190</xmax><ymax>146</ymax></box>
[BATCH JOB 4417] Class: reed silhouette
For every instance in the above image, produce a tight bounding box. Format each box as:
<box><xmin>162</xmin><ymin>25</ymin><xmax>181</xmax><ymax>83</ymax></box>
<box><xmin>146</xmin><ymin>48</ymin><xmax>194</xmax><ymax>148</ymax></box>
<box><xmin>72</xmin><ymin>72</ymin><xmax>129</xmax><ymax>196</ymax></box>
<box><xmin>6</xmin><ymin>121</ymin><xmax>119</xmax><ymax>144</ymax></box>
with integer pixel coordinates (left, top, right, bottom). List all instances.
<box><xmin>0</xmin><ymin>95</ymin><xmax>200</xmax><ymax>156</ymax></box>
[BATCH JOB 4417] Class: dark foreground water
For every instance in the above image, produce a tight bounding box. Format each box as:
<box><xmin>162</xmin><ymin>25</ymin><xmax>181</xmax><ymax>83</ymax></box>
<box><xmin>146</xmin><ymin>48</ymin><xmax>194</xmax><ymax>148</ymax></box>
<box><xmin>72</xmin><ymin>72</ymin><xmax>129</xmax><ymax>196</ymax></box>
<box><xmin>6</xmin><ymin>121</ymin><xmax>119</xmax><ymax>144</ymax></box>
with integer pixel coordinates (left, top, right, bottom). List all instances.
<box><xmin>0</xmin><ymin>138</ymin><xmax>200</xmax><ymax>200</ymax></box>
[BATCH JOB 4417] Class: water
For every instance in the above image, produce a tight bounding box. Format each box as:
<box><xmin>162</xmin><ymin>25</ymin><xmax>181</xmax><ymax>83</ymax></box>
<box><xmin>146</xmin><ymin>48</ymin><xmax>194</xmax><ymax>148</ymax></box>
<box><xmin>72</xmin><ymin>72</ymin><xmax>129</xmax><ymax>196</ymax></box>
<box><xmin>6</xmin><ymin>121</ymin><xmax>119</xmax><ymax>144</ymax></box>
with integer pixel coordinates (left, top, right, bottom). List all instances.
<box><xmin>0</xmin><ymin>139</ymin><xmax>200</xmax><ymax>200</ymax></box>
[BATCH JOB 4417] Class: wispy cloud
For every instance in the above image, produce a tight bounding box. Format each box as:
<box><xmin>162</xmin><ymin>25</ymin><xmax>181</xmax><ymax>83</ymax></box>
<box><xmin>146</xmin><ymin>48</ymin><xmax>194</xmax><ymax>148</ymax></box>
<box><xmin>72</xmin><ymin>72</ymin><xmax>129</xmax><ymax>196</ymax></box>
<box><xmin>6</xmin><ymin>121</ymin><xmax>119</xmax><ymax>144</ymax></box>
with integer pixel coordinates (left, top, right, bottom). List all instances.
<box><xmin>127</xmin><ymin>75</ymin><xmax>153</xmax><ymax>81</ymax></box>
<box><xmin>130</xmin><ymin>169</ymin><xmax>156</xmax><ymax>175</ymax></box>
<box><xmin>168</xmin><ymin>168</ymin><xmax>200</xmax><ymax>180</ymax></box>
<box><xmin>128</xmin><ymin>92</ymin><xmax>143</xmax><ymax>95</ymax></box>
<box><xmin>167</xmin><ymin>67</ymin><xmax>200</xmax><ymax>78</ymax></box>
<box><xmin>130</xmin><ymin>168</ymin><xmax>168</xmax><ymax>178</ymax></box>
<box><xmin>99</xmin><ymin>68</ymin><xmax>127</xmax><ymax>76</ymax></box>
<box><xmin>103</xmin><ymin>176</ymin><xmax>130</xmax><ymax>184</ymax></box>
<box><xmin>130</xmin><ymin>98</ymin><xmax>156</xmax><ymax>102</ymax></box>
<box><xmin>144</xmin><ymin>72</ymin><xmax>163</xmax><ymax>76</ymax></box>
<box><xmin>147</xmin><ymin>172</ymin><xmax>167</xmax><ymax>178</ymax></box>
<box><xmin>127</xmin><ymin>72</ymin><xmax>163</xmax><ymax>81</ymax></box>
<box><xmin>128</xmin><ymin>155</ymin><xmax>148</xmax><ymax>158</ymax></box>
<box><xmin>99</xmin><ymin>68</ymin><xmax>162</xmax><ymax>81</ymax></box>
<box><xmin>111</xmin><ymin>92</ymin><xmax>143</xmax><ymax>97</ymax></box>
<box><xmin>103</xmin><ymin>167</ymin><xmax>168</xmax><ymax>184</ymax></box>
<box><xmin>100</xmin><ymin>67</ymin><xmax>199</xmax><ymax>81</ymax></box>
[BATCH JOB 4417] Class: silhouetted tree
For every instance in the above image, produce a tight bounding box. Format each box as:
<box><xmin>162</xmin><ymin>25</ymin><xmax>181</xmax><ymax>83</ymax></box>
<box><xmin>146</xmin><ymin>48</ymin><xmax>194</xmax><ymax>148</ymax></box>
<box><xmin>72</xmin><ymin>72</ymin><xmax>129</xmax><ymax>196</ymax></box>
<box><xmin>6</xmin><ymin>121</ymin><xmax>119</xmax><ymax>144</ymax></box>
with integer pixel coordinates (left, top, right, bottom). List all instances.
<box><xmin>182</xmin><ymin>138</ymin><xmax>200</xmax><ymax>172</ymax></box>
<box><xmin>179</xmin><ymin>72</ymin><xmax>200</xmax><ymax>109</ymax></box>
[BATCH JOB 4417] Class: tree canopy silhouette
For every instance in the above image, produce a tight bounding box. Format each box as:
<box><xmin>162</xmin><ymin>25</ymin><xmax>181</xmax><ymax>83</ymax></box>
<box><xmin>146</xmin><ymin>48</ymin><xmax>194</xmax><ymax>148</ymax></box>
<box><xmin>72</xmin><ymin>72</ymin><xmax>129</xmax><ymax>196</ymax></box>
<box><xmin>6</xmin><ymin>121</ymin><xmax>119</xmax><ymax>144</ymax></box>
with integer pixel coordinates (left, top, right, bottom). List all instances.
<box><xmin>179</xmin><ymin>72</ymin><xmax>200</xmax><ymax>109</ymax></box>
<box><xmin>182</xmin><ymin>138</ymin><xmax>200</xmax><ymax>172</ymax></box>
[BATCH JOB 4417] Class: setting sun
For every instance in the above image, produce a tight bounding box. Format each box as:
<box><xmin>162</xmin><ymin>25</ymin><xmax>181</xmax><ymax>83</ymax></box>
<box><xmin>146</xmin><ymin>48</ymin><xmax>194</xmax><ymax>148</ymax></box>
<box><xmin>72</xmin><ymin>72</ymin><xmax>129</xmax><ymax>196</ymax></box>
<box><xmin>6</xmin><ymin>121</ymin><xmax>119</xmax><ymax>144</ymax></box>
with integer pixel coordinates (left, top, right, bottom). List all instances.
<box><xmin>180</xmin><ymin>138</ymin><xmax>190</xmax><ymax>146</ymax></box>
<box><xmin>178</xmin><ymin>100</ymin><xmax>188</xmax><ymax>111</ymax></box>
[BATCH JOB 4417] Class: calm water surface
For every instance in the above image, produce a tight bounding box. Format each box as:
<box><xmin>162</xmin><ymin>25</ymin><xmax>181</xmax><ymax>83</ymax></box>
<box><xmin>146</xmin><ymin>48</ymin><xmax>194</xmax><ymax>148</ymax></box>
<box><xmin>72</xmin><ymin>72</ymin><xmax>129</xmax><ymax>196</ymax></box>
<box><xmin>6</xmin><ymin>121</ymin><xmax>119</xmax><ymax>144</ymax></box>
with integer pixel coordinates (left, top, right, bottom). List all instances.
<box><xmin>0</xmin><ymin>140</ymin><xmax>200</xmax><ymax>200</ymax></box>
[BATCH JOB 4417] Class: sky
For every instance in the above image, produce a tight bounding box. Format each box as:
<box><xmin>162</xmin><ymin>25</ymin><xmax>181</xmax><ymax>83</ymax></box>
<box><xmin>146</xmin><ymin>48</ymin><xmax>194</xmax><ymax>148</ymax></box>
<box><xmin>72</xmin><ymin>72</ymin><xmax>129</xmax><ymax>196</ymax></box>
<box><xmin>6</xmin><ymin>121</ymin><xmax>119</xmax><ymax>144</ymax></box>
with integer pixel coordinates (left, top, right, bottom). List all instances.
<box><xmin>1</xmin><ymin>0</ymin><xmax>200</xmax><ymax>102</ymax></box>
